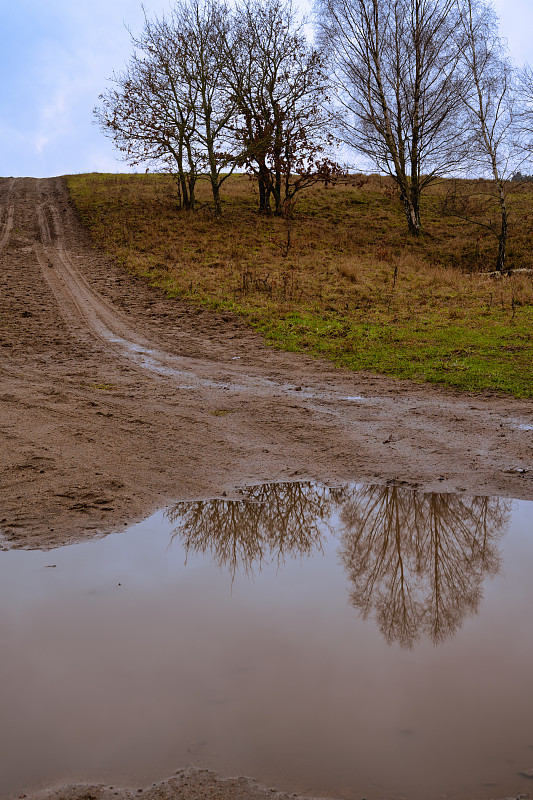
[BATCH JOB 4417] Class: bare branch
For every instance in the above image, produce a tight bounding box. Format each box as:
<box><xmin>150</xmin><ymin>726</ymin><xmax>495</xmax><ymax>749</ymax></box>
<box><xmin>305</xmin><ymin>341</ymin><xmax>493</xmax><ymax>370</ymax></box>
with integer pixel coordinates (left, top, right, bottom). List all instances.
<box><xmin>315</xmin><ymin>0</ymin><xmax>471</xmax><ymax>235</ymax></box>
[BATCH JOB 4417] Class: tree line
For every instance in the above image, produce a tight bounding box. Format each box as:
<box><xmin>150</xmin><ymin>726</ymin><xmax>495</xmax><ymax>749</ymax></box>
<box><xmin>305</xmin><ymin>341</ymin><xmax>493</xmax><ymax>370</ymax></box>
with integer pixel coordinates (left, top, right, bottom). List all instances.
<box><xmin>95</xmin><ymin>0</ymin><xmax>533</xmax><ymax>270</ymax></box>
<box><xmin>96</xmin><ymin>0</ymin><xmax>337</xmax><ymax>217</ymax></box>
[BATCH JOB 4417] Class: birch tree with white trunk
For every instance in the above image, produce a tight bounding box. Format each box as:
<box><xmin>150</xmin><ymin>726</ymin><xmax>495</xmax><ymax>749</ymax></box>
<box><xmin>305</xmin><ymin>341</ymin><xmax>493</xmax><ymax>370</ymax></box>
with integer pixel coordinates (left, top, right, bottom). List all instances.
<box><xmin>315</xmin><ymin>0</ymin><xmax>469</xmax><ymax>235</ymax></box>
<box><xmin>454</xmin><ymin>0</ymin><xmax>521</xmax><ymax>272</ymax></box>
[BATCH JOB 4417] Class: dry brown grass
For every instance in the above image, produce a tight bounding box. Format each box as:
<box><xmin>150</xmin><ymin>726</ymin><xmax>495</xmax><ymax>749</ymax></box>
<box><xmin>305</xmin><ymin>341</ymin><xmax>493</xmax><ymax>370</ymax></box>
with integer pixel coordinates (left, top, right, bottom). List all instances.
<box><xmin>67</xmin><ymin>172</ymin><xmax>533</xmax><ymax>396</ymax></box>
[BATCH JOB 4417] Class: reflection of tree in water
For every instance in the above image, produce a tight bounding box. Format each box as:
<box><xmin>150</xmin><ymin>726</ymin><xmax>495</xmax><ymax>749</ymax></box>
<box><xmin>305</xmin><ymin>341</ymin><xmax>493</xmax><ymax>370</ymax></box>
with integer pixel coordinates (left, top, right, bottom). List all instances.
<box><xmin>339</xmin><ymin>486</ymin><xmax>511</xmax><ymax>648</ymax></box>
<box><xmin>167</xmin><ymin>483</ymin><xmax>344</xmax><ymax>577</ymax></box>
<box><xmin>167</xmin><ymin>481</ymin><xmax>511</xmax><ymax>647</ymax></box>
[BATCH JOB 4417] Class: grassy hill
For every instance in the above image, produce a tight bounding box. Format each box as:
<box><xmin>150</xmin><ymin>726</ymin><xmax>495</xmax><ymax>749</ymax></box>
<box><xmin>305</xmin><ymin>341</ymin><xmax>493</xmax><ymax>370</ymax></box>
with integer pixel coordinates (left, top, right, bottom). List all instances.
<box><xmin>66</xmin><ymin>172</ymin><xmax>533</xmax><ymax>398</ymax></box>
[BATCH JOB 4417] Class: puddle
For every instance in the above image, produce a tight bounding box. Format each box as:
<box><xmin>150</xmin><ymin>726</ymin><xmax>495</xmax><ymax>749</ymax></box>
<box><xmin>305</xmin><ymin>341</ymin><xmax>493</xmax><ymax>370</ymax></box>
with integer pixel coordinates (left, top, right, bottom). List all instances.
<box><xmin>508</xmin><ymin>419</ymin><xmax>533</xmax><ymax>432</ymax></box>
<box><xmin>1</xmin><ymin>484</ymin><xmax>533</xmax><ymax>800</ymax></box>
<box><xmin>108</xmin><ymin>337</ymin><xmax>219</xmax><ymax>386</ymax></box>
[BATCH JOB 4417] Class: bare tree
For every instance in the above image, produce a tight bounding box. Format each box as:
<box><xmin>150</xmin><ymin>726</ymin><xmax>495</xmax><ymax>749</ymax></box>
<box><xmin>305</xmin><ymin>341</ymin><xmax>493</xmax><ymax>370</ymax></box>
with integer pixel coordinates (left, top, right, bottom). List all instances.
<box><xmin>95</xmin><ymin>10</ymin><xmax>200</xmax><ymax>210</ymax></box>
<box><xmin>518</xmin><ymin>65</ymin><xmax>533</xmax><ymax>166</ymax></box>
<box><xmin>96</xmin><ymin>0</ymin><xmax>238</xmax><ymax>215</ymax></box>
<box><xmin>339</xmin><ymin>486</ymin><xmax>509</xmax><ymax>647</ymax></box>
<box><xmin>450</xmin><ymin>0</ymin><xmax>522</xmax><ymax>271</ymax></box>
<box><xmin>223</xmin><ymin>0</ymin><xmax>340</xmax><ymax>215</ymax></box>
<box><xmin>96</xmin><ymin>0</ymin><xmax>338</xmax><ymax>217</ymax></box>
<box><xmin>315</xmin><ymin>0</ymin><xmax>469</xmax><ymax>235</ymax></box>
<box><xmin>172</xmin><ymin>0</ymin><xmax>238</xmax><ymax>215</ymax></box>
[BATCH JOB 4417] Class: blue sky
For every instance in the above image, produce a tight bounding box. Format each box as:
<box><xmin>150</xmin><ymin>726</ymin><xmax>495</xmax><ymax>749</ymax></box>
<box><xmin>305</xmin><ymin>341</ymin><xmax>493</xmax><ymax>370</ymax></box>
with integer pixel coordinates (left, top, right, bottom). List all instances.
<box><xmin>1</xmin><ymin>0</ymin><xmax>532</xmax><ymax>178</ymax></box>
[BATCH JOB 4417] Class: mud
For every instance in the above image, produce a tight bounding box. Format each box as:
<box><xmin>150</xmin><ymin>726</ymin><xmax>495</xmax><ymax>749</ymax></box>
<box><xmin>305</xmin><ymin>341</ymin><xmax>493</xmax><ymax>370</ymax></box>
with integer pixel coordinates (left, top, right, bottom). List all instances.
<box><xmin>25</xmin><ymin>771</ymin><xmax>320</xmax><ymax>800</ymax></box>
<box><xmin>1</xmin><ymin>176</ymin><xmax>532</xmax><ymax>551</ymax></box>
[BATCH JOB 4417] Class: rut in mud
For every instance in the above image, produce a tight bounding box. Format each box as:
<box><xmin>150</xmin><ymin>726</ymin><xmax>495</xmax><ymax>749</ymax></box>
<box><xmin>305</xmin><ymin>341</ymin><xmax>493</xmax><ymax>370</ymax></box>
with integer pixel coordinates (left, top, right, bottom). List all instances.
<box><xmin>0</xmin><ymin>175</ymin><xmax>532</xmax><ymax>550</ymax></box>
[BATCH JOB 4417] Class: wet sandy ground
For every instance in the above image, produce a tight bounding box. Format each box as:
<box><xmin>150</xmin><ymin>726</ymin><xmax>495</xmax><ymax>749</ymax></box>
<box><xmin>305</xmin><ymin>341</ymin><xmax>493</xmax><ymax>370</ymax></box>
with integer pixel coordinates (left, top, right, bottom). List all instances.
<box><xmin>26</xmin><ymin>771</ymin><xmax>316</xmax><ymax>800</ymax></box>
<box><xmin>1</xmin><ymin>176</ymin><xmax>533</xmax><ymax>800</ymax></box>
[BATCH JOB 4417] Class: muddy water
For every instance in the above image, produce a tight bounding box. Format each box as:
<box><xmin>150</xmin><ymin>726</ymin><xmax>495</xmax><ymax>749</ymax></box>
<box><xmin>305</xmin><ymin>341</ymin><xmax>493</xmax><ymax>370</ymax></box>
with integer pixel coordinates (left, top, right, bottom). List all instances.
<box><xmin>1</xmin><ymin>484</ymin><xmax>533</xmax><ymax>800</ymax></box>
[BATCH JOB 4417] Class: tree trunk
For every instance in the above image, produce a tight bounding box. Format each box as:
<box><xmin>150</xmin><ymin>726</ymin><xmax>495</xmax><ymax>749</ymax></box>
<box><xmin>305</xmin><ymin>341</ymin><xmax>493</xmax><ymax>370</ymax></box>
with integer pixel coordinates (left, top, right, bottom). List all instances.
<box><xmin>184</xmin><ymin>138</ymin><xmax>197</xmax><ymax>211</ymax></box>
<box><xmin>273</xmin><ymin>169</ymin><xmax>282</xmax><ymax>215</ymax></box>
<box><xmin>178</xmin><ymin>170</ymin><xmax>190</xmax><ymax>210</ymax></box>
<box><xmin>187</xmin><ymin>175</ymin><xmax>196</xmax><ymax>211</ymax></box>
<box><xmin>206</xmin><ymin>133</ymin><xmax>221</xmax><ymax>215</ymax></box>
<box><xmin>495</xmin><ymin>181</ymin><xmax>508</xmax><ymax>272</ymax></box>
<box><xmin>258</xmin><ymin>177</ymin><xmax>272</xmax><ymax>213</ymax></box>
<box><xmin>258</xmin><ymin>177</ymin><xmax>267</xmax><ymax>212</ymax></box>
<box><xmin>257</xmin><ymin>166</ymin><xmax>271</xmax><ymax>214</ymax></box>
<box><xmin>210</xmin><ymin>174</ymin><xmax>222</xmax><ymax>216</ymax></box>
<box><xmin>401</xmin><ymin>188</ymin><xmax>422</xmax><ymax>236</ymax></box>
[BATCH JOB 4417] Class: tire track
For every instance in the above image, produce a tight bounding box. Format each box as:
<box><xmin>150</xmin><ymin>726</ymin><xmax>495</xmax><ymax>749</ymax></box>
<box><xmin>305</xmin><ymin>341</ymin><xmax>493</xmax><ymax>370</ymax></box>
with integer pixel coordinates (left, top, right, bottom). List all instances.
<box><xmin>35</xmin><ymin>198</ymin><xmax>205</xmax><ymax>381</ymax></box>
<box><xmin>33</xmin><ymin>202</ymin><xmax>378</xmax><ymax>417</ymax></box>
<box><xmin>0</xmin><ymin>204</ymin><xmax>14</xmax><ymax>252</ymax></box>
<box><xmin>34</xmin><ymin>197</ymin><xmax>312</xmax><ymax>399</ymax></box>
<box><xmin>0</xmin><ymin>178</ymin><xmax>15</xmax><ymax>253</ymax></box>
<box><xmin>34</xmin><ymin>196</ymin><xmax>325</xmax><ymax>398</ymax></box>
<box><xmin>33</xmin><ymin>179</ymin><xmax>370</xmax><ymax>406</ymax></box>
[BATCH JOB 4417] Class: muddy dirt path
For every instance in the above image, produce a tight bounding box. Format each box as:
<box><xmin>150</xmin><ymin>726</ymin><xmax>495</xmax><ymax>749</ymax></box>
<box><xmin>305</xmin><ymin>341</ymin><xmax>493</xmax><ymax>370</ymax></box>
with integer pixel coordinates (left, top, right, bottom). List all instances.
<box><xmin>1</xmin><ymin>176</ymin><xmax>532</xmax><ymax>551</ymax></box>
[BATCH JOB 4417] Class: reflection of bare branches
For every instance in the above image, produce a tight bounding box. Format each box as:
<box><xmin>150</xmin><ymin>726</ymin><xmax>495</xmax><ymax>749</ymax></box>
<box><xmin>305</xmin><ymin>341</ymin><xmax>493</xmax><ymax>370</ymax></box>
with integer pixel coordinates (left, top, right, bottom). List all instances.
<box><xmin>167</xmin><ymin>481</ymin><xmax>511</xmax><ymax>647</ymax></box>
<box><xmin>339</xmin><ymin>487</ymin><xmax>510</xmax><ymax>648</ymax></box>
<box><xmin>167</xmin><ymin>483</ymin><xmax>344</xmax><ymax>577</ymax></box>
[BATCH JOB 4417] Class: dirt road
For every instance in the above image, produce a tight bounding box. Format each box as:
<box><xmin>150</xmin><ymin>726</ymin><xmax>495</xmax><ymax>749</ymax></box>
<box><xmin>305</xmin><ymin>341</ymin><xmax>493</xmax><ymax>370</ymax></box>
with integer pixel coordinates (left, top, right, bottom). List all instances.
<box><xmin>1</xmin><ymin>176</ymin><xmax>532</xmax><ymax>551</ymax></box>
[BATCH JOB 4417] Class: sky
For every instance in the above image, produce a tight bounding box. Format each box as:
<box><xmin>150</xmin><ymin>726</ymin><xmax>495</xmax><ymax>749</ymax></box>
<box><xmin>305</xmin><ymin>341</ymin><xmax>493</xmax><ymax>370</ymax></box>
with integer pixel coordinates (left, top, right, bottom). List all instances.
<box><xmin>1</xmin><ymin>0</ymin><xmax>532</xmax><ymax>178</ymax></box>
